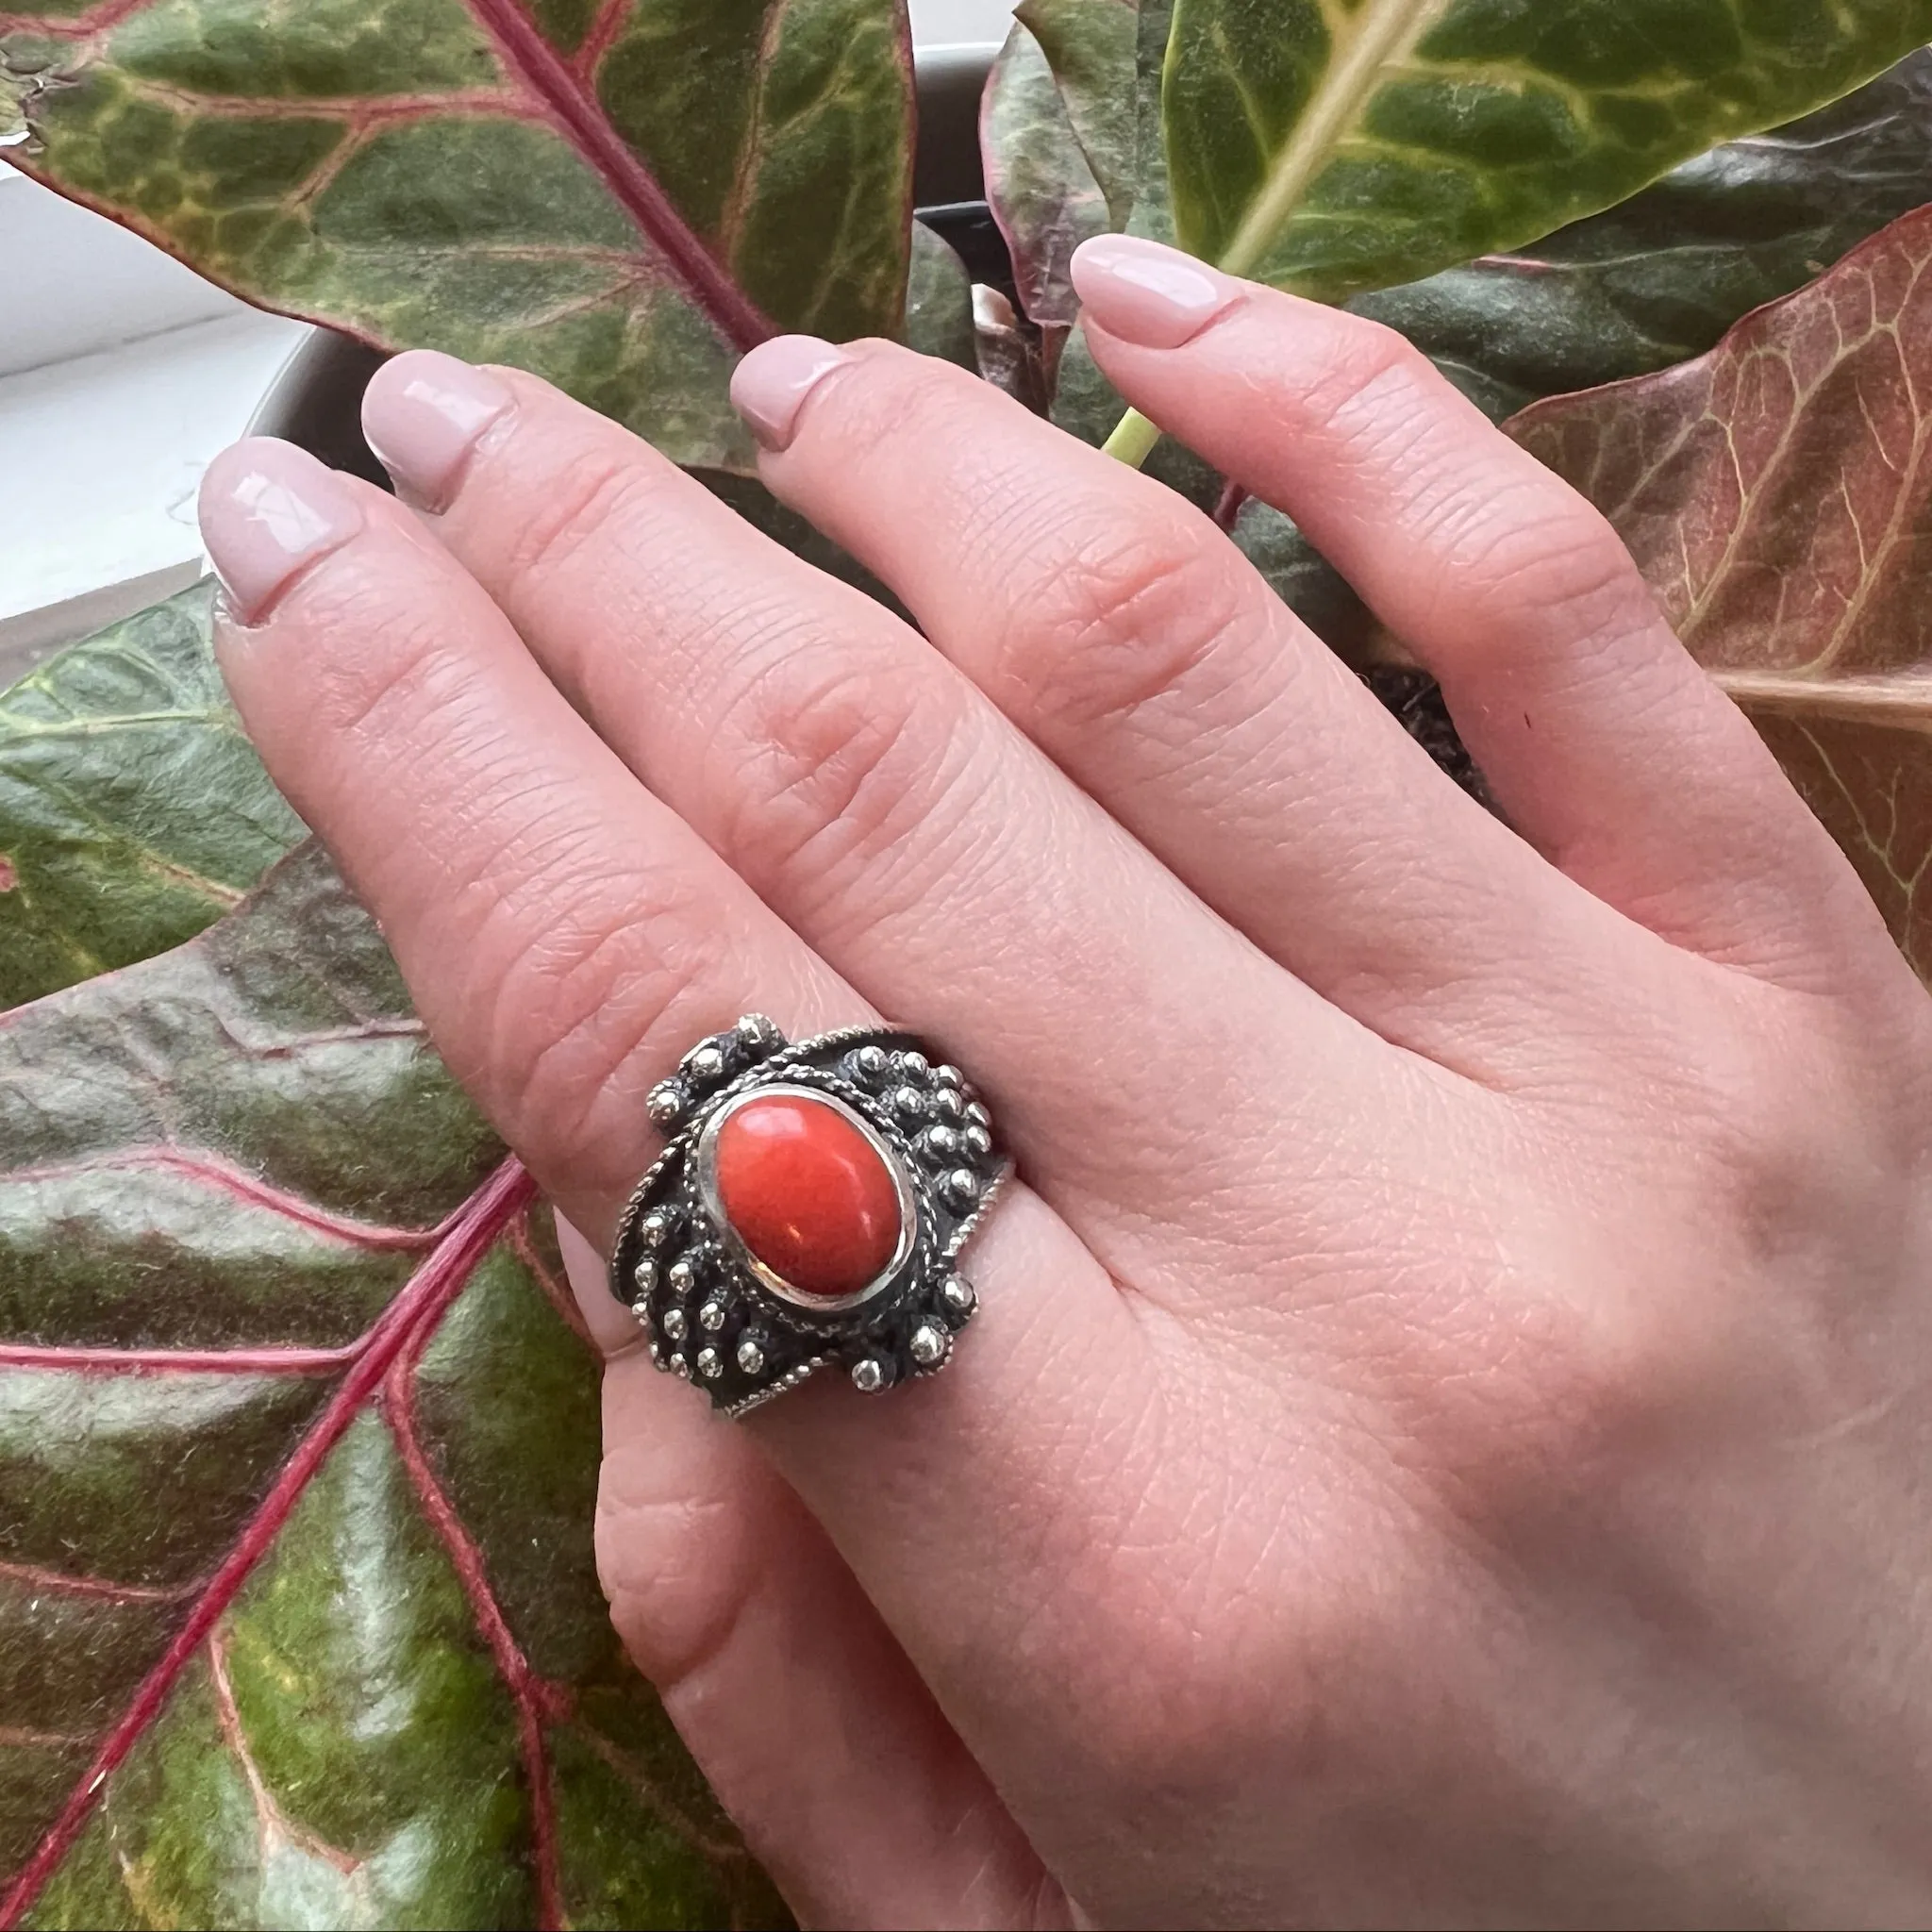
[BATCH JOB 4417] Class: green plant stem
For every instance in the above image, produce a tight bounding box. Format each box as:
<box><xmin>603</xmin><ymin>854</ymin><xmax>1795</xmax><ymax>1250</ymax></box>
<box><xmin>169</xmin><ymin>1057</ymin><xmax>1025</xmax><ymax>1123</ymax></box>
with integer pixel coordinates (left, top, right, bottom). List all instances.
<box><xmin>1104</xmin><ymin>407</ymin><xmax>1164</xmax><ymax>468</ymax></box>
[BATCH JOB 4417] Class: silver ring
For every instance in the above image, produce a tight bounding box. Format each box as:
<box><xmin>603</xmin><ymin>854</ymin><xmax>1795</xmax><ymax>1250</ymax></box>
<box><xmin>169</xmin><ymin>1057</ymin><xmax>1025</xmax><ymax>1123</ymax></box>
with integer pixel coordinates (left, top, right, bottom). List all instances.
<box><xmin>609</xmin><ymin>1016</ymin><xmax>1010</xmax><ymax>1416</ymax></box>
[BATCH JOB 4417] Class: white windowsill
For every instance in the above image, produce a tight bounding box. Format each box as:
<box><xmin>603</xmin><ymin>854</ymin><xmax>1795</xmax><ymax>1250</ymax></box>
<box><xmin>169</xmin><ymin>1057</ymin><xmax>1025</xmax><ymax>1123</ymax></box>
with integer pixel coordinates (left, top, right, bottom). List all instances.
<box><xmin>0</xmin><ymin>0</ymin><xmax>1017</xmax><ymax>678</ymax></box>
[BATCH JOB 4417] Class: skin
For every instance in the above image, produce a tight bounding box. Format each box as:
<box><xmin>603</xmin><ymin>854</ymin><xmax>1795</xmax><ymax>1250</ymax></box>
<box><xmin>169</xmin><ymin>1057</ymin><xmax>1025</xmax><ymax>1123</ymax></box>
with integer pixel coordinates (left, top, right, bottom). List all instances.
<box><xmin>198</xmin><ymin>242</ymin><xmax>1932</xmax><ymax>1929</ymax></box>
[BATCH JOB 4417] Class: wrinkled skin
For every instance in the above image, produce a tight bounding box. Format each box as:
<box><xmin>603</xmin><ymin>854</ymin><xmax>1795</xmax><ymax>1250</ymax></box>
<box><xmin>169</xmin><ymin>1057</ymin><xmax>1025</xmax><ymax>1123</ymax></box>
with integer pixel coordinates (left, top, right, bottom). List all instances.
<box><xmin>198</xmin><ymin>236</ymin><xmax>1932</xmax><ymax>1930</ymax></box>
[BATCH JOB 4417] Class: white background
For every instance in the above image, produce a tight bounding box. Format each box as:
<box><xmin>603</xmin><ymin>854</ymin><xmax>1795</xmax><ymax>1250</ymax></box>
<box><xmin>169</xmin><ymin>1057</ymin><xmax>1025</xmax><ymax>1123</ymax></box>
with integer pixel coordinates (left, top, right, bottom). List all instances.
<box><xmin>0</xmin><ymin>0</ymin><xmax>1018</xmax><ymax>673</ymax></box>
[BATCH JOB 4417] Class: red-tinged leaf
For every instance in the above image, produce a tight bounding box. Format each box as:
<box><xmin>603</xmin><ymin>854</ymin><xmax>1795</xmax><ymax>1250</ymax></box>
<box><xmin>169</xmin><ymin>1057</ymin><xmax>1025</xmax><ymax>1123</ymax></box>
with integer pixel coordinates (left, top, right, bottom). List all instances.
<box><xmin>1508</xmin><ymin>203</ymin><xmax>1932</xmax><ymax>983</ymax></box>
<box><xmin>0</xmin><ymin>845</ymin><xmax>784</xmax><ymax>1929</ymax></box>
<box><xmin>981</xmin><ymin>9</ymin><xmax>1118</xmax><ymax>328</ymax></box>
<box><xmin>0</xmin><ymin>0</ymin><xmax>914</xmax><ymax>470</ymax></box>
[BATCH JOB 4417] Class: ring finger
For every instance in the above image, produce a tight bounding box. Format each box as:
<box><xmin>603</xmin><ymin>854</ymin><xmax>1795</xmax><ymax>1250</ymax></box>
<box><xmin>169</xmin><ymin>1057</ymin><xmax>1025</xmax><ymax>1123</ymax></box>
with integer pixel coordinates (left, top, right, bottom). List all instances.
<box><xmin>194</xmin><ymin>436</ymin><xmax>1125</xmax><ymax>1918</ymax></box>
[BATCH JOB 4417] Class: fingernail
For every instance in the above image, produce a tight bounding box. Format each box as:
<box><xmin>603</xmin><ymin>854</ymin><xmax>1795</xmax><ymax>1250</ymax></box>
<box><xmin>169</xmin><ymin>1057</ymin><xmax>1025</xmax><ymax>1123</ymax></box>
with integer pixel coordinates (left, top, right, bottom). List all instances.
<box><xmin>361</xmin><ymin>350</ymin><xmax>515</xmax><ymax>510</ymax></box>
<box><xmin>1070</xmin><ymin>235</ymin><xmax>1241</xmax><ymax>349</ymax></box>
<box><xmin>729</xmin><ymin>335</ymin><xmax>853</xmax><ymax>453</ymax></box>
<box><xmin>197</xmin><ymin>438</ymin><xmax>363</xmax><ymax>623</ymax></box>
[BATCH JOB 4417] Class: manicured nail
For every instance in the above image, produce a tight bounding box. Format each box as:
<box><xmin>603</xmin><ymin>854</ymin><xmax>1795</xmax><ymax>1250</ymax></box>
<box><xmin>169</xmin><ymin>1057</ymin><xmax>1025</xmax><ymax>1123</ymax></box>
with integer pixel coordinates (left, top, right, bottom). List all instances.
<box><xmin>730</xmin><ymin>335</ymin><xmax>853</xmax><ymax>452</ymax></box>
<box><xmin>361</xmin><ymin>350</ymin><xmax>515</xmax><ymax>510</ymax></box>
<box><xmin>197</xmin><ymin>438</ymin><xmax>363</xmax><ymax>623</ymax></box>
<box><xmin>1070</xmin><ymin>235</ymin><xmax>1241</xmax><ymax>349</ymax></box>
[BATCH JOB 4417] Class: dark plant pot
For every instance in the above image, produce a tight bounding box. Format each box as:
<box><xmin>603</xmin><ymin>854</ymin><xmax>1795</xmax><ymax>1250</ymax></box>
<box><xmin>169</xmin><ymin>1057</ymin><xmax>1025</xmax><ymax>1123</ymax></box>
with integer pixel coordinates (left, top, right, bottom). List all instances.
<box><xmin>252</xmin><ymin>47</ymin><xmax>1002</xmax><ymax>479</ymax></box>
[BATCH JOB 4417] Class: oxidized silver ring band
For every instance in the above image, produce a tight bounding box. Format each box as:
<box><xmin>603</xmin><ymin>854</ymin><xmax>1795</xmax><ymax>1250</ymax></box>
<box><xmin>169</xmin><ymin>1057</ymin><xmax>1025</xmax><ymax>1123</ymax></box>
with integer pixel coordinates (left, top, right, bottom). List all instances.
<box><xmin>608</xmin><ymin>1016</ymin><xmax>1010</xmax><ymax>1416</ymax></box>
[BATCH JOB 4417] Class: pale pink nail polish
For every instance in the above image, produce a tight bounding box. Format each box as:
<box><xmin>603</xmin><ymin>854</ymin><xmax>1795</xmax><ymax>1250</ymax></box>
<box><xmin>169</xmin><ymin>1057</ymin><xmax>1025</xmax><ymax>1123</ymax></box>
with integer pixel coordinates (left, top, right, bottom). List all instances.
<box><xmin>361</xmin><ymin>351</ymin><xmax>514</xmax><ymax>510</ymax></box>
<box><xmin>197</xmin><ymin>438</ymin><xmax>363</xmax><ymax>622</ymax></box>
<box><xmin>1070</xmin><ymin>234</ymin><xmax>1242</xmax><ymax>349</ymax></box>
<box><xmin>729</xmin><ymin>335</ymin><xmax>854</xmax><ymax>452</ymax></box>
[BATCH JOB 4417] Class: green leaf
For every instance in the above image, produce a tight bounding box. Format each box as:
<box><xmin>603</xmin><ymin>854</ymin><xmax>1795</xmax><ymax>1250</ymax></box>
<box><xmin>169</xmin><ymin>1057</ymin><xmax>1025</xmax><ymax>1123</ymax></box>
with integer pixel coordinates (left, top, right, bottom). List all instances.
<box><xmin>1508</xmin><ymin>202</ymin><xmax>1932</xmax><ymax>983</ymax></box>
<box><xmin>0</xmin><ymin>847</ymin><xmax>784</xmax><ymax>1927</ymax></box>
<box><xmin>0</xmin><ymin>0</ymin><xmax>913</xmax><ymax>469</ymax></box>
<box><xmin>905</xmin><ymin>218</ymin><xmax>977</xmax><ymax>370</ymax></box>
<box><xmin>1355</xmin><ymin>47</ymin><xmax>1932</xmax><ymax>420</ymax></box>
<box><xmin>1165</xmin><ymin>0</ymin><xmax>1932</xmax><ymax>303</ymax></box>
<box><xmin>0</xmin><ymin>585</ymin><xmax>304</xmax><ymax>1013</ymax></box>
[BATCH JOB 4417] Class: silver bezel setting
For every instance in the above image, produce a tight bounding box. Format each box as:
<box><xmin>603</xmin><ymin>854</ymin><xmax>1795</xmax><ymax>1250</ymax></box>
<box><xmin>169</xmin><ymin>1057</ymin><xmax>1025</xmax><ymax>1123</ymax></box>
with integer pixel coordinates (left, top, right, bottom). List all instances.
<box><xmin>610</xmin><ymin>1018</ymin><xmax>1009</xmax><ymax>1417</ymax></box>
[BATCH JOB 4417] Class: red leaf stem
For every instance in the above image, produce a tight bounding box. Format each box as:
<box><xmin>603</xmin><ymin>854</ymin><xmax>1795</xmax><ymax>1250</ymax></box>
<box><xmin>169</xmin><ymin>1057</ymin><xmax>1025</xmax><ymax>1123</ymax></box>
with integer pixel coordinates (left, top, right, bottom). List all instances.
<box><xmin>509</xmin><ymin>1213</ymin><xmax>595</xmax><ymax>1353</ymax></box>
<box><xmin>0</xmin><ymin>1156</ymin><xmax>538</xmax><ymax>1932</ymax></box>
<box><xmin>0</xmin><ymin>1341</ymin><xmax>358</xmax><ymax>1374</ymax></box>
<box><xmin>464</xmin><ymin>0</ymin><xmax>774</xmax><ymax>354</ymax></box>
<box><xmin>383</xmin><ymin>1290</ymin><xmax>568</xmax><ymax>1930</ymax></box>
<box><xmin>1212</xmin><ymin>478</ymin><xmax>1248</xmax><ymax>532</ymax></box>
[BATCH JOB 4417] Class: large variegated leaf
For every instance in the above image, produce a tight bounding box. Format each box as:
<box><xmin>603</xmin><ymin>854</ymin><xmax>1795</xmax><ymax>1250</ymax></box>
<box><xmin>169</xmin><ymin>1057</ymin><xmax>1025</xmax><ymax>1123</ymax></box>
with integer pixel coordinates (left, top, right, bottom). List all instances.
<box><xmin>1357</xmin><ymin>47</ymin><xmax>1932</xmax><ymax>421</ymax></box>
<box><xmin>0</xmin><ymin>586</ymin><xmax>302</xmax><ymax>1011</ymax></box>
<box><xmin>0</xmin><ymin>845</ymin><xmax>783</xmax><ymax>1929</ymax></box>
<box><xmin>1510</xmin><ymin>204</ymin><xmax>1932</xmax><ymax>981</ymax></box>
<box><xmin>0</xmin><ymin>0</ymin><xmax>913</xmax><ymax>469</ymax></box>
<box><xmin>1165</xmin><ymin>0</ymin><xmax>1932</xmax><ymax>303</ymax></box>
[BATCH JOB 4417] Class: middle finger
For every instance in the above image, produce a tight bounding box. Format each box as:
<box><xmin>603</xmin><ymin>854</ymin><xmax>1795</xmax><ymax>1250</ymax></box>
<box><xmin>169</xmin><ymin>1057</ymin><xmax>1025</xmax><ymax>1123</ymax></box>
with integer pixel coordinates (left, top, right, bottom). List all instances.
<box><xmin>740</xmin><ymin>336</ymin><xmax>1627</xmax><ymax>1076</ymax></box>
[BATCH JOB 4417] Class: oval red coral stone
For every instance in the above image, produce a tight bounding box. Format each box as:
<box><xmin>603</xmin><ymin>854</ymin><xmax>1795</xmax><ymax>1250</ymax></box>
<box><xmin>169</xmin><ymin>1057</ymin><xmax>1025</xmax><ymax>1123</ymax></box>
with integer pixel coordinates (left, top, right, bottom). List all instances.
<box><xmin>714</xmin><ymin>1093</ymin><xmax>901</xmax><ymax>1298</ymax></box>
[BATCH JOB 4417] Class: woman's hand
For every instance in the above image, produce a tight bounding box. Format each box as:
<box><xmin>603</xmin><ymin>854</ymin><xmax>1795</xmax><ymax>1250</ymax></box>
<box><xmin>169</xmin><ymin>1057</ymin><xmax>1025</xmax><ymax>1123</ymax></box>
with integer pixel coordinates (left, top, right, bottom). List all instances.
<box><xmin>197</xmin><ymin>234</ymin><xmax>1932</xmax><ymax>1929</ymax></box>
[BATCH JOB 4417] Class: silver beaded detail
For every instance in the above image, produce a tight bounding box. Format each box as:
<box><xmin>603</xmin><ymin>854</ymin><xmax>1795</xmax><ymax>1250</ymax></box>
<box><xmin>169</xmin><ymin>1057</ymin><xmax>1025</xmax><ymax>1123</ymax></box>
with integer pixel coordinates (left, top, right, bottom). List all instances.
<box><xmin>618</xmin><ymin>1022</ymin><xmax>1008</xmax><ymax>1415</ymax></box>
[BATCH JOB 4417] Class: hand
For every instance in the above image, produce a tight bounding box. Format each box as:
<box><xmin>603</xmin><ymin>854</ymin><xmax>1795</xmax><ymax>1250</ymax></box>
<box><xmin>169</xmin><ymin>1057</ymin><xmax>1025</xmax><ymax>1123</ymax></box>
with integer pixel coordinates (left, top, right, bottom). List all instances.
<box><xmin>196</xmin><ymin>233</ymin><xmax>1932</xmax><ymax>1930</ymax></box>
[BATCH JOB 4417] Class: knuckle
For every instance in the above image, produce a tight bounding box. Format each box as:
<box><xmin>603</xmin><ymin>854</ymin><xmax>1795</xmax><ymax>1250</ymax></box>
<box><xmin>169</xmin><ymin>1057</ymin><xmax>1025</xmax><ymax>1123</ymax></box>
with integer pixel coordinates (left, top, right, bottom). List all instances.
<box><xmin>293</xmin><ymin>571</ymin><xmax>472</xmax><ymax>747</ymax></box>
<box><xmin>709</xmin><ymin>649</ymin><xmax>974</xmax><ymax>913</ymax></box>
<box><xmin>1439</xmin><ymin>492</ymin><xmax>1652</xmax><ymax>647</ymax></box>
<box><xmin>497</xmin><ymin>447</ymin><xmax>658</xmax><ymax>590</ymax></box>
<box><xmin>811</xmin><ymin>342</ymin><xmax>979</xmax><ymax>449</ymax></box>
<box><xmin>474</xmin><ymin>854</ymin><xmax>738</xmax><ymax>1168</ymax></box>
<box><xmin>1003</xmin><ymin>505</ymin><xmax>1255</xmax><ymax>731</ymax></box>
<box><xmin>1293</xmin><ymin>316</ymin><xmax>1430</xmax><ymax>441</ymax></box>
